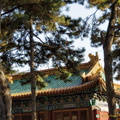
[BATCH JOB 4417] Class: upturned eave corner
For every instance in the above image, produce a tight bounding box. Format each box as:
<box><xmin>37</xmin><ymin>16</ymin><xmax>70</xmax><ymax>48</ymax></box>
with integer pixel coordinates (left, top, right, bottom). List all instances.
<box><xmin>81</xmin><ymin>52</ymin><xmax>104</xmax><ymax>83</ymax></box>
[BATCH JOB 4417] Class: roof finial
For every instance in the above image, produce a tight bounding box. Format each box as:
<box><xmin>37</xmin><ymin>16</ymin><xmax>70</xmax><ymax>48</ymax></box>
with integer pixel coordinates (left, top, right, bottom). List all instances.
<box><xmin>88</xmin><ymin>52</ymin><xmax>100</xmax><ymax>63</ymax></box>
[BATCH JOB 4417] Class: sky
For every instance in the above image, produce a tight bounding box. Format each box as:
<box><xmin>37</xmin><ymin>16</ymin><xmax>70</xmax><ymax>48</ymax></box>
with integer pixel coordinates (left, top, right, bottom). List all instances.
<box><xmin>64</xmin><ymin>3</ymin><xmax>120</xmax><ymax>84</ymax></box>
<box><xmin>63</xmin><ymin>3</ymin><xmax>105</xmax><ymax>66</ymax></box>
<box><xmin>14</xmin><ymin>3</ymin><xmax>119</xmax><ymax>84</ymax></box>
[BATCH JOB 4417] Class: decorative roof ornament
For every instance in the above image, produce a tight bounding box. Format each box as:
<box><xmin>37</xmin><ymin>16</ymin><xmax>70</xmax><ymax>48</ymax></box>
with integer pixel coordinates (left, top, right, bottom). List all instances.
<box><xmin>81</xmin><ymin>52</ymin><xmax>102</xmax><ymax>83</ymax></box>
<box><xmin>88</xmin><ymin>52</ymin><xmax>100</xmax><ymax>63</ymax></box>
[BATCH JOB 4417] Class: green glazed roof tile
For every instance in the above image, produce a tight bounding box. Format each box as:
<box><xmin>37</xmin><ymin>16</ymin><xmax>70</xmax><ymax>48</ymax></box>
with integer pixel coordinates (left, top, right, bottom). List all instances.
<box><xmin>10</xmin><ymin>69</ymin><xmax>89</xmax><ymax>94</ymax></box>
<box><xmin>43</xmin><ymin>75</ymin><xmax>82</xmax><ymax>90</ymax></box>
<box><xmin>10</xmin><ymin>79</ymin><xmax>31</xmax><ymax>94</ymax></box>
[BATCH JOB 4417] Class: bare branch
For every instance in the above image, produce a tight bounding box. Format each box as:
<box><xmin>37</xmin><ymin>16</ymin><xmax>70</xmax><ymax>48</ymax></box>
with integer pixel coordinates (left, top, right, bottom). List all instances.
<box><xmin>33</xmin><ymin>33</ymin><xmax>45</xmax><ymax>44</ymax></box>
<box><xmin>33</xmin><ymin>33</ymin><xmax>56</xmax><ymax>49</ymax></box>
<box><xmin>84</xmin><ymin>9</ymin><xmax>98</xmax><ymax>22</ymax></box>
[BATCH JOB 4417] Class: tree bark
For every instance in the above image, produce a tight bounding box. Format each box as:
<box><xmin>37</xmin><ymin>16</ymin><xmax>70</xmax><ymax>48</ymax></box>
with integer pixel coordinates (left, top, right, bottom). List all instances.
<box><xmin>30</xmin><ymin>18</ymin><xmax>37</xmax><ymax>120</ymax></box>
<box><xmin>103</xmin><ymin>1</ymin><xmax>117</xmax><ymax>120</ymax></box>
<box><xmin>0</xmin><ymin>0</ymin><xmax>3</xmax><ymax>34</ymax></box>
<box><xmin>0</xmin><ymin>63</ymin><xmax>12</xmax><ymax>120</ymax></box>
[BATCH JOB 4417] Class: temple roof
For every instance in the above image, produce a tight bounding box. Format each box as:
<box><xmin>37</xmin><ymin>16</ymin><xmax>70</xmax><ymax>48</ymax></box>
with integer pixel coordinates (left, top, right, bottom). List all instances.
<box><xmin>11</xmin><ymin>78</ymin><xmax>103</xmax><ymax>99</ymax></box>
<box><xmin>11</xmin><ymin>74</ymin><xmax>84</xmax><ymax>94</ymax></box>
<box><xmin>9</xmin><ymin>53</ymin><xmax>120</xmax><ymax>99</ymax></box>
<box><xmin>10</xmin><ymin>68</ymin><xmax>90</xmax><ymax>98</ymax></box>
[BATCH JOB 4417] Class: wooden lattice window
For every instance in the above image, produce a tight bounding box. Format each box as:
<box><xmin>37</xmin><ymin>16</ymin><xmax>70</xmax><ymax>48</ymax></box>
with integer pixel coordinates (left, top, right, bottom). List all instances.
<box><xmin>62</xmin><ymin>111</ymin><xmax>70</xmax><ymax>120</ymax></box>
<box><xmin>54</xmin><ymin>112</ymin><xmax>62</xmax><ymax>120</ymax></box>
<box><xmin>79</xmin><ymin>110</ymin><xmax>88</xmax><ymax>120</ymax></box>
<box><xmin>39</xmin><ymin>113</ymin><xmax>46</xmax><ymax>120</ymax></box>
<box><xmin>71</xmin><ymin>111</ymin><xmax>79</xmax><ymax>120</ymax></box>
<box><xmin>38</xmin><ymin>111</ymin><xmax>48</xmax><ymax>120</ymax></box>
<box><xmin>22</xmin><ymin>113</ymin><xmax>32</xmax><ymax>120</ymax></box>
<box><xmin>13</xmin><ymin>114</ymin><xmax>21</xmax><ymax>120</ymax></box>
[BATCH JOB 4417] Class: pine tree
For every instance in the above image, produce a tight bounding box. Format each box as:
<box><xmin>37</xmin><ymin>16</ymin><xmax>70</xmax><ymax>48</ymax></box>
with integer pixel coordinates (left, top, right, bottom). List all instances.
<box><xmin>0</xmin><ymin>63</ymin><xmax>12</xmax><ymax>120</ymax></box>
<box><xmin>0</xmin><ymin>0</ymin><xmax>85</xmax><ymax>119</ymax></box>
<box><xmin>76</xmin><ymin>0</ymin><xmax>120</xmax><ymax>120</ymax></box>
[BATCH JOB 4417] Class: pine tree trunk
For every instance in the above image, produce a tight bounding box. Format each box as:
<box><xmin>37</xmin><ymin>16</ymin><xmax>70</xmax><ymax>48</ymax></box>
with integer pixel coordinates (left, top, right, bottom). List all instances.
<box><xmin>0</xmin><ymin>0</ymin><xmax>2</xmax><ymax>34</ymax></box>
<box><xmin>30</xmin><ymin>18</ymin><xmax>37</xmax><ymax>120</ymax></box>
<box><xmin>0</xmin><ymin>63</ymin><xmax>12</xmax><ymax>120</ymax></box>
<box><xmin>103</xmin><ymin>2</ymin><xmax>117</xmax><ymax>120</ymax></box>
<box><xmin>0</xmin><ymin>4</ymin><xmax>1</xmax><ymax>34</ymax></box>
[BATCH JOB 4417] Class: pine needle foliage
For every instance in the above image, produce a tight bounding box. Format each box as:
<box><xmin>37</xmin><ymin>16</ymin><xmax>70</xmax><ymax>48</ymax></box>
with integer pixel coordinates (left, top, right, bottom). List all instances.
<box><xmin>0</xmin><ymin>0</ymin><xmax>85</xmax><ymax>80</ymax></box>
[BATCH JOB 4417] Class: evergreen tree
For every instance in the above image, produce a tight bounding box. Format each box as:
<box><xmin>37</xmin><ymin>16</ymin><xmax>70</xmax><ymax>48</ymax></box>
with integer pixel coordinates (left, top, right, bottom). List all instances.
<box><xmin>75</xmin><ymin>0</ymin><xmax>120</xmax><ymax>120</ymax></box>
<box><xmin>0</xmin><ymin>0</ymin><xmax>85</xmax><ymax>119</ymax></box>
<box><xmin>0</xmin><ymin>63</ymin><xmax>12</xmax><ymax>120</ymax></box>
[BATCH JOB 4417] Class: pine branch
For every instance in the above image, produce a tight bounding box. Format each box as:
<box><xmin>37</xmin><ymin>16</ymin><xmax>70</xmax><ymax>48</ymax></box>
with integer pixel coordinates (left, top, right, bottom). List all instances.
<box><xmin>33</xmin><ymin>33</ymin><xmax>45</xmax><ymax>44</ymax></box>
<box><xmin>33</xmin><ymin>33</ymin><xmax>56</xmax><ymax>49</ymax></box>
<box><xmin>1</xmin><ymin>3</ymin><xmax>40</xmax><ymax>16</ymax></box>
